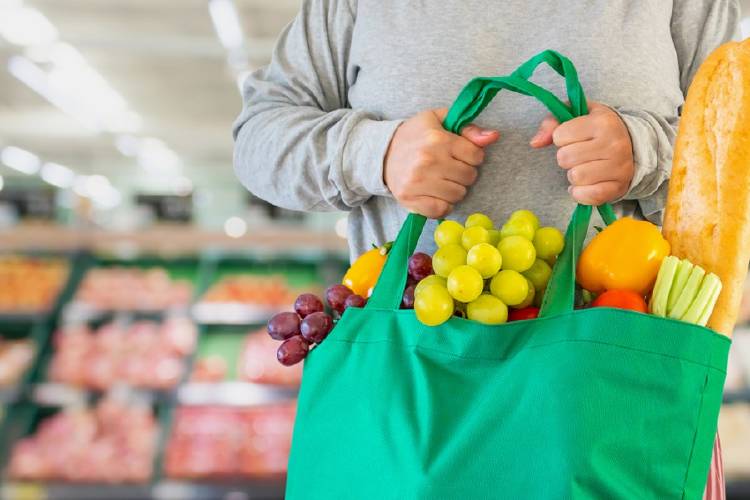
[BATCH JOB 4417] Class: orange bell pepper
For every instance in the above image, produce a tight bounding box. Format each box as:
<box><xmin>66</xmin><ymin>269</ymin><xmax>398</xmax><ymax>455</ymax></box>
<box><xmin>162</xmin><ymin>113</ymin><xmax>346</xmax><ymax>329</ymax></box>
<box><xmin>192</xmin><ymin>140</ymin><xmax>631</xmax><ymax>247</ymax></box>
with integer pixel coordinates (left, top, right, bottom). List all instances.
<box><xmin>342</xmin><ymin>243</ymin><xmax>391</xmax><ymax>298</ymax></box>
<box><xmin>577</xmin><ymin>217</ymin><xmax>670</xmax><ymax>296</ymax></box>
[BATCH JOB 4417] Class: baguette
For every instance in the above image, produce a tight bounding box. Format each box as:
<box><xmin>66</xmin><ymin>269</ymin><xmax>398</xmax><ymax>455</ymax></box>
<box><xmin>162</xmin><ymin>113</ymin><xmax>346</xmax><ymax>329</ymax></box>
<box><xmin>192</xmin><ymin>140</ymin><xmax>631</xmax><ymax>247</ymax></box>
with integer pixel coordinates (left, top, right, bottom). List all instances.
<box><xmin>663</xmin><ymin>39</ymin><xmax>750</xmax><ymax>337</ymax></box>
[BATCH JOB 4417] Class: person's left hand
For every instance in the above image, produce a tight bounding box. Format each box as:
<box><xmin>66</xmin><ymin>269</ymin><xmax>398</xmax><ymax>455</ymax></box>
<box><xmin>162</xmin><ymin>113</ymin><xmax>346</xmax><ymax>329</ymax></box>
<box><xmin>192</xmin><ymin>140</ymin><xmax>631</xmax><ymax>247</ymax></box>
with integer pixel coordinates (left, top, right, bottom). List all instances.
<box><xmin>529</xmin><ymin>102</ymin><xmax>635</xmax><ymax>206</ymax></box>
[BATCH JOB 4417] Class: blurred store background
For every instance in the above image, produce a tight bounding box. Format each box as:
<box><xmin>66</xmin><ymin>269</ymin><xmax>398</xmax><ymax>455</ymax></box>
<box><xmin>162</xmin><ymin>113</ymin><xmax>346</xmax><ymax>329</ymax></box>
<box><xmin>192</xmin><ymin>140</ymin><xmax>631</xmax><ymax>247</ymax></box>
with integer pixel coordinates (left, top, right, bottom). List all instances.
<box><xmin>0</xmin><ymin>1</ymin><xmax>749</xmax><ymax>499</ymax></box>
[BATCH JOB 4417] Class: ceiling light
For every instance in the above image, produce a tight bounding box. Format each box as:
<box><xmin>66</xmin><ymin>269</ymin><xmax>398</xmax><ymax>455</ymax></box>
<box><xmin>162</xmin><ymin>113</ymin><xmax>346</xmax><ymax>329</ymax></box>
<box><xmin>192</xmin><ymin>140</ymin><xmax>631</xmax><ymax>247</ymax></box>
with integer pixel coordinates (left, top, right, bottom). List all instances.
<box><xmin>0</xmin><ymin>5</ymin><xmax>58</xmax><ymax>47</ymax></box>
<box><xmin>224</xmin><ymin>216</ymin><xmax>247</xmax><ymax>238</ymax></box>
<box><xmin>174</xmin><ymin>176</ymin><xmax>194</xmax><ymax>196</ymax></box>
<box><xmin>41</xmin><ymin>162</ymin><xmax>75</xmax><ymax>188</ymax></box>
<box><xmin>334</xmin><ymin>216</ymin><xmax>348</xmax><ymax>239</ymax></box>
<box><xmin>208</xmin><ymin>0</ymin><xmax>244</xmax><ymax>50</ymax></box>
<box><xmin>1</xmin><ymin>146</ymin><xmax>41</xmax><ymax>175</ymax></box>
<box><xmin>74</xmin><ymin>175</ymin><xmax>121</xmax><ymax>209</ymax></box>
<box><xmin>742</xmin><ymin>18</ymin><xmax>750</xmax><ymax>40</ymax></box>
<box><xmin>0</xmin><ymin>175</ymin><xmax>4</xmax><ymax>192</ymax></box>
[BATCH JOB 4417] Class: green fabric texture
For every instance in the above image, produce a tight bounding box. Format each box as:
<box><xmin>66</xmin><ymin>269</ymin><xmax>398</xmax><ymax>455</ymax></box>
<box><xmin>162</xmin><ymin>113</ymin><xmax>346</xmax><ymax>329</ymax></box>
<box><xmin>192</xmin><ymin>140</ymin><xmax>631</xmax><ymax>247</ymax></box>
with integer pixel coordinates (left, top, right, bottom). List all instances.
<box><xmin>287</xmin><ymin>50</ymin><xmax>730</xmax><ymax>499</ymax></box>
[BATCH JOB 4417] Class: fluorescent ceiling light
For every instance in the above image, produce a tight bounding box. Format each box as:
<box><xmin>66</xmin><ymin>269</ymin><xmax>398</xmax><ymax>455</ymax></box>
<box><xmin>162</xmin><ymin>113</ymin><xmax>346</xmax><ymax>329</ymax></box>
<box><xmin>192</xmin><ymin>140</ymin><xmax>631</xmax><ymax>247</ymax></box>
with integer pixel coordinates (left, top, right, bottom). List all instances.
<box><xmin>41</xmin><ymin>162</ymin><xmax>75</xmax><ymax>188</ymax></box>
<box><xmin>174</xmin><ymin>176</ymin><xmax>194</xmax><ymax>195</ymax></box>
<box><xmin>224</xmin><ymin>216</ymin><xmax>247</xmax><ymax>238</ymax></box>
<box><xmin>742</xmin><ymin>18</ymin><xmax>750</xmax><ymax>40</ymax></box>
<box><xmin>208</xmin><ymin>0</ymin><xmax>244</xmax><ymax>50</ymax></box>
<box><xmin>0</xmin><ymin>4</ymin><xmax>58</xmax><ymax>47</ymax></box>
<box><xmin>1</xmin><ymin>146</ymin><xmax>41</xmax><ymax>175</ymax></box>
<box><xmin>74</xmin><ymin>175</ymin><xmax>121</xmax><ymax>209</ymax></box>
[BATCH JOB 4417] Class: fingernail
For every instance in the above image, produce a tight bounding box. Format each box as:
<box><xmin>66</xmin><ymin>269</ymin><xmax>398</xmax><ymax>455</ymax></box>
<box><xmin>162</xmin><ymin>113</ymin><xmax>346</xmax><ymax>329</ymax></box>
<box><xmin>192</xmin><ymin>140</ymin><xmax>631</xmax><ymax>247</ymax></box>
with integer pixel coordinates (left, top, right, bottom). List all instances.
<box><xmin>479</xmin><ymin>129</ymin><xmax>497</xmax><ymax>137</ymax></box>
<box><xmin>567</xmin><ymin>186</ymin><xmax>573</xmax><ymax>194</ymax></box>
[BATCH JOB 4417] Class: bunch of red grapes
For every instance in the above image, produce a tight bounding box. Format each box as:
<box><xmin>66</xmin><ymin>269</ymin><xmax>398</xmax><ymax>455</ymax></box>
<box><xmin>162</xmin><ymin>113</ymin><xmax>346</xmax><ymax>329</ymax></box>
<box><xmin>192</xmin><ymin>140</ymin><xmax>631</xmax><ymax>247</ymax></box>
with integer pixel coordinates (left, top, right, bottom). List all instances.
<box><xmin>267</xmin><ymin>252</ymin><xmax>433</xmax><ymax>366</ymax></box>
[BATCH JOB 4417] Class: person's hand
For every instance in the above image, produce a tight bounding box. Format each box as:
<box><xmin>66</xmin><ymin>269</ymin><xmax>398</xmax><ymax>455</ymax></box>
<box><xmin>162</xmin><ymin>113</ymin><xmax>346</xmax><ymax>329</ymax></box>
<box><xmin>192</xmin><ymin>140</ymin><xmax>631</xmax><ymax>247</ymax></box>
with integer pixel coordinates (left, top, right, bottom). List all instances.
<box><xmin>384</xmin><ymin>109</ymin><xmax>500</xmax><ymax>218</ymax></box>
<box><xmin>530</xmin><ymin>102</ymin><xmax>635</xmax><ymax>205</ymax></box>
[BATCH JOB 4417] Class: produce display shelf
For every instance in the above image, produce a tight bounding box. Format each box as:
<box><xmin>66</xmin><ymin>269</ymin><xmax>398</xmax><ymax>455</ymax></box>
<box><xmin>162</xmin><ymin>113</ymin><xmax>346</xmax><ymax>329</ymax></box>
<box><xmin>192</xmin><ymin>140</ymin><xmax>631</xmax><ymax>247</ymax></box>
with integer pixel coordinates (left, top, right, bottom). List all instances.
<box><xmin>1</xmin><ymin>479</ymin><xmax>286</xmax><ymax>500</ymax></box>
<box><xmin>177</xmin><ymin>381</ymin><xmax>296</xmax><ymax>407</ymax></box>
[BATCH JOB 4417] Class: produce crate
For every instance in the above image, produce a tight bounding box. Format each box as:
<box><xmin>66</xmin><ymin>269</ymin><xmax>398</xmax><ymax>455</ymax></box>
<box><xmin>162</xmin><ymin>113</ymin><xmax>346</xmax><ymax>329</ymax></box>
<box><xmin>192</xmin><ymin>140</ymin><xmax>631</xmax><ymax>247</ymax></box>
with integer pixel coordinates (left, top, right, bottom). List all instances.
<box><xmin>0</xmin><ymin>251</ymin><xmax>86</xmax><ymax>327</ymax></box>
<box><xmin>0</xmin><ymin>321</ymin><xmax>50</xmax><ymax>405</ymax></box>
<box><xmin>64</xmin><ymin>254</ymin><xmax>203</xmax><ymax>319</ymax></box>
<box><xmin>179</xmin><ymin>324</ymin><xmax>299</xmax><ymax>406</ymax></box>
<box><xmin>192</xmin><ymin>251</ymin><xmax>347</xmax><ymax>325</ymax></box>
<box><xmin>0</xmin><ymin>394</ymin><xmax>167</xmax><ymax>487</ymax></box>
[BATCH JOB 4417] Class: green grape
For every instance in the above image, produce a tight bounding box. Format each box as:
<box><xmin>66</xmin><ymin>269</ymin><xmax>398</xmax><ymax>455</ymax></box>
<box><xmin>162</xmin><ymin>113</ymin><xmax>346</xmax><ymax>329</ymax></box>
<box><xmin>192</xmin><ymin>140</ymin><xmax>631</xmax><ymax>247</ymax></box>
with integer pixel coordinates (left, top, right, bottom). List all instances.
<box><xmin>509</xmin><ymin>209</ymin><xmax>540</xmax><ymax>231</ymax></box>
<box><xmin>446</xmin><ymin>265</ymin><xmax>484</xmax><ymax>303</ymax></box>
<box><xmin>514</xmin><ymin>278</ymin><xmax>536</xmax><ymax>309</ymax></box>
<box><xmin>414</xmin><ymin>284</ymin><xmax>455</xmax><ymax>326</ymax></box>
<box><xmin>465</xmin><ymin>213</ymin><xmax>494</xmax><ymax>230</ymax></box>
<box><xmin>434</xmin><ymin>220</ymin><xmax>464</xmax><ymax>247</ymax></box>
<box><xmin>467</xmin><ymin>294</ymin><xmax>508</xmax><ymax>325</ymax></box>
<box><xmin>500</xmin><ymin>218</ymin><xmax>536</xmax><ymax>241</ymax></box>
<box><xmin>461</xmin><ymin>226</ymin><xmax>489</xmax><ymax>251</ymax></box>
<box><xmin>487</xmin><ymin>229</ymin><xmax>502</xmax><ymax>246</ymax></box>
<box><xmin>415</xmin><ymin>275</ymin><xmax>447</xmax><ymax>297</ymax></box>
<box><xmin>489</xmin><ymin>270</ymin><xmax>529</xmax><ymax>306</ymax></box>
<box><xmin>432</xmin><ymin>244</ymin><xmax>467</xmax><ymax>278</ymax></box>
<box><xmin>533</xmin><ymin>227</ymin><xmax>565</xmax><ymax>260</ymax></box>
<box><xmin>466</xmin><ymin>243</ymin><xmax>503</xmax><ymax>279</ymax></box>
<box><xmin>497</xmin><ymin>236</ymin><xmax>536</xmax><ymax>272</ymax></box>
<box><xmin>522</xmin><ymin>259</ymin><xmax>552</xmax><ymax>292</ymax></box>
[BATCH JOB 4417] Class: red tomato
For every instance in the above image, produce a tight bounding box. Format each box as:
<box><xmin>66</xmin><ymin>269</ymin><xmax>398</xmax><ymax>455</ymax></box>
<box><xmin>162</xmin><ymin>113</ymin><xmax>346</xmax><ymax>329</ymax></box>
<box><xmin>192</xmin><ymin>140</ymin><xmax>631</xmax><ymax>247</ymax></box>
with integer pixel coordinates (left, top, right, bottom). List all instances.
<box><xmin>508</xmin><ymin>307</ymin><xmax>540</xmax><ymax>322</ymax></box>
<box><xmin>591</xmin><ymin>290</ymin><xmax>648</xmax><ymax>313</ymax></box>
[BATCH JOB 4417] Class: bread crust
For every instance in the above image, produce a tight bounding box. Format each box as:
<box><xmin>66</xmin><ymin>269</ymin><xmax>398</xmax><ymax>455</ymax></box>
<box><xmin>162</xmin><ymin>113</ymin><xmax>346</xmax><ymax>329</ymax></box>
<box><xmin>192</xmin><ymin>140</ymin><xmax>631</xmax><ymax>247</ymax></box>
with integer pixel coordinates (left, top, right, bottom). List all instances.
<box><xmin>663</xmin><ymin>40</ymin><xmax>750</xmax><ymax>336</ymax></box>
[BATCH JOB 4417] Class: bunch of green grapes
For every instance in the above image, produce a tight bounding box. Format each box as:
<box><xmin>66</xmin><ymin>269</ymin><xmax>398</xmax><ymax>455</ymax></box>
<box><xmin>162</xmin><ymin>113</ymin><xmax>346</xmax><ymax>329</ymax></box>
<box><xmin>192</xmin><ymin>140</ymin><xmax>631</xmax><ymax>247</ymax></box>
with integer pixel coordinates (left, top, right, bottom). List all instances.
<box><xmin>414</xmin><ymin>211</ymin><xmax>565</xmax><ymax>327</ymax></box>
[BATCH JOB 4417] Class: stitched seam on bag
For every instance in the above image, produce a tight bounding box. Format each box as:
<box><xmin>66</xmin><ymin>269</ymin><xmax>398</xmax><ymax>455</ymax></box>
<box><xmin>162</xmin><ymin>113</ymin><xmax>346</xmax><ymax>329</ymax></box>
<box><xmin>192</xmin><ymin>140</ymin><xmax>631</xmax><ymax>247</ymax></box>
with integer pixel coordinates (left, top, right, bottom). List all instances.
<box><xmin>325</xmin><ymin>337</ymin><xmax>728</xmax><ymax>373</ymax></box>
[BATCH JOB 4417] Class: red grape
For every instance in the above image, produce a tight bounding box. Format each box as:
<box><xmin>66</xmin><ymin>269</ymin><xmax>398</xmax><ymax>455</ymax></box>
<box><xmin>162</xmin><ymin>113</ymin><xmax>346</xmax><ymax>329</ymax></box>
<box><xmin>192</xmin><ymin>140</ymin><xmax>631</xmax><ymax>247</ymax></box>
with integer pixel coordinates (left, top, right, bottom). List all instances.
<box><xmin>325</xmin><ymin>284</ymin><xmax>353</xmax><ymax>314</ymax></box>
<box><xmin>300</xmin><ymin>312</ymin><xmax>334</xmax><ymax>344</ymax></box>
<box><xmin>408</xmin><ymin>253</ymin><xmax>433</xmax><ymax>281</ymax></box>
<box><xmin>401</xmin><ymin>285</ymin><xmax>415</xmax><ymax>309</ymax></box>
<box><xmin>267</xmin><ymin>312</ymin><xmax>301</xmax><ymax>341</ymax></box>
<box><xmin>294</xmin><ymin>293</ymin><xmax>324</xmax><ymax>318</ymax></box>
<box><xmin>344</xmin><ymin>294</ymin><xmax>366</xmax><ymax>310</ymax></box>
<box><xmin>277</xmin><ymin>336</ymin><xmax>309</xmax><ymax>366</ymax></box>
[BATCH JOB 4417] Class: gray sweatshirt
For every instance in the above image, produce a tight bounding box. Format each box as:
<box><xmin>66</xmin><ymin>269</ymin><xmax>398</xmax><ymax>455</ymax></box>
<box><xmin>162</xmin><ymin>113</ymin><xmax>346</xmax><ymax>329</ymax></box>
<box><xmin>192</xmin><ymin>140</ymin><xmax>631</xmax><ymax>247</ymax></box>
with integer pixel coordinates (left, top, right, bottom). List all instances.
<box><xmin>233</xmin><ymin>0</ymin><xmax>739</xmax><ymax>259</ymax></box>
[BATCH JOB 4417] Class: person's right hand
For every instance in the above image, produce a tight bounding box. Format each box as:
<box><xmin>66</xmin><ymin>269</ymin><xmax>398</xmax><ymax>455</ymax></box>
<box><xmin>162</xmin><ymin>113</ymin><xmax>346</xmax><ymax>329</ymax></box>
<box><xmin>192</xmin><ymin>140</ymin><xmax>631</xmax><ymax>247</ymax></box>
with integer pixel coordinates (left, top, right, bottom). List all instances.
<box><xmin>383</xmin><ymin>109</ymin><xmax>500</xmax><ymax>218</ymax></box>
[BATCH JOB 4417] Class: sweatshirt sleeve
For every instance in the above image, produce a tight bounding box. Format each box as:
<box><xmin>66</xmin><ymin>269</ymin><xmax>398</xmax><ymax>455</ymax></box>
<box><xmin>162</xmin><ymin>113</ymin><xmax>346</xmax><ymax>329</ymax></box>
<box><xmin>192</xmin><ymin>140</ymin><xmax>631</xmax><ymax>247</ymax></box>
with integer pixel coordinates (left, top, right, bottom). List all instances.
<box><xmin>615</xmin><ymin>0</ymin><xmax>739</xmax><ymax>220</ymax></box>
<box><xmin>232</xmin><ymin>0</ymin><xmax>402</xmax><ymax>212</ymax></box>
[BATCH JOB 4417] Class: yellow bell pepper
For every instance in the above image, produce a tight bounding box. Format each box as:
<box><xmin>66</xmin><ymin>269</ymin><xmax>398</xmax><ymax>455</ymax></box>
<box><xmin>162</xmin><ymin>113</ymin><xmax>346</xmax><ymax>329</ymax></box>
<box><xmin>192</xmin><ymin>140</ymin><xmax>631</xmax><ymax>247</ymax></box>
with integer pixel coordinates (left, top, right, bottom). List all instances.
<box><xmin>342</xmin><ymin>243</ymin><xmax>391</xmax><ymax>298</ymax></box>
<box><xmin>577</xmin><ymin>217</ymin><xmax>670</xmax><ymax>296</ymax></box>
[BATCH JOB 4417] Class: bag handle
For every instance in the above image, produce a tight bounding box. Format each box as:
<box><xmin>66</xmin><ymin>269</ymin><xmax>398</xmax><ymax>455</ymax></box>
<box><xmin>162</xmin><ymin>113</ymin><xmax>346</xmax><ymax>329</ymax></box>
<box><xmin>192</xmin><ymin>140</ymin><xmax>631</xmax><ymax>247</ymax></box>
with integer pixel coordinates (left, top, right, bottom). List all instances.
<box><xmin>367</xmin><ymin>50</ymin><xmax>616</xmax><ymax>316</ymax></box>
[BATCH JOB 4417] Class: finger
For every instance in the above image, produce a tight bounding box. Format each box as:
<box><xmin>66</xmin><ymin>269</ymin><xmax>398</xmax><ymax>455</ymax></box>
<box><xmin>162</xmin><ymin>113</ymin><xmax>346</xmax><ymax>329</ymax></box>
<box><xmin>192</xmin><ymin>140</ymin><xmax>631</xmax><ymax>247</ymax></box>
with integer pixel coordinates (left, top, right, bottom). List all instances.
<box><xmin>412</xmin><ymin>196</ymin><xmax>453</xmax><ymax>219</ymax></box>
<box><xmin>419</xmin><ymin>179</ymin><xmax>468</xmax><ymax>204</ymax></box>
<box><xmin>440</xmin><ymin>160</ymin><xmax>479</xmax><ymax>186</ymax></box>
<box><xmin>566</xmin><ymin>161</ymin><xmax>621</xmax><ymax>187</ymax></box>
<box><xmin>552</xmin><ymin>116</ymin><xmax>596</xmax><ymax>148</ymax></box>
<box><xmin>556</xmin><ymin>140</ymin><xmax>604</xmax><ymax>169</ymax></box>
<box><xmin>569</xmin><ymin>181</ymin><xmax>626</xmax><ymax>206</ymax></box>
<box><xmin>432</xmin><ymin>108</ymin><xmax>450</xmax><ymax>122</ymax></box>
<box><xmin>451</xmin><ymin>137</ymin><xmax>486</xmax><ymax>166</ymax></box>
<box><xmin>530</xmin><ymin>114</ymin><xmax>560</xmax><ymax>148</ymax></box>
<box><xmin>460</xmin><ymin>124</ymin><xmax>501</xmax><ymax>148</ymax></box>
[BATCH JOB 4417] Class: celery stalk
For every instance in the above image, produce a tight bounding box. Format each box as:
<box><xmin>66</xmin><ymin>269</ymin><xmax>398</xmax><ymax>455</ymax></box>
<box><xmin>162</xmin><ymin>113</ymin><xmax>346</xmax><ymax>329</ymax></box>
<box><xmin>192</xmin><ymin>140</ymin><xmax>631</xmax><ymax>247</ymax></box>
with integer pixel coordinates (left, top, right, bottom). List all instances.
<box><xmin>667</xmin><ymin>259</ymin><xmax>695</xmax><ymax>315</ymax></box>
<box><xmin>697</xmin><ymin>277</ymin><xmax>723</xmax><ymax>327</ymax></box>
<box><xmin>649</xmin><ymin>256</ymin><xmax>679</xmax><ymax>317</ymax></box>
<box><xmin>668</xmin><ymin>266</ymin><xmax>706</xmax><ymax>320</ymax></box>
<box><xmin>682</xmin><ymin>273</ymin><xmax>722</xmax><ymax>324</ymax></box>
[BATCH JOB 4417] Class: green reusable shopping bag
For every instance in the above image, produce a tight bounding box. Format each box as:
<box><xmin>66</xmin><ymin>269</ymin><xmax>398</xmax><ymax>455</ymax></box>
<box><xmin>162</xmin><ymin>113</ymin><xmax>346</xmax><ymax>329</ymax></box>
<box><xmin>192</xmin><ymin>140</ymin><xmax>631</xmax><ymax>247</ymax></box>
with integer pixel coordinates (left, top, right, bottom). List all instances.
<box><xmin>286</xmin><ymin>51</ymin><xmax>731</xmax><ymax>500</ymax></box>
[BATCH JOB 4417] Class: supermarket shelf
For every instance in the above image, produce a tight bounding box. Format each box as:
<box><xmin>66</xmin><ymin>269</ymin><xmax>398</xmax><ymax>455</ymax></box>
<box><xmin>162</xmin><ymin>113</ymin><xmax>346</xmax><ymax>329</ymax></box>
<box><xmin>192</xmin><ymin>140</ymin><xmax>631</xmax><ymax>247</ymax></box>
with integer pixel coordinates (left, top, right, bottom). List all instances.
<box><xmin>177</xmin><ymin>381</ymin><xmax>297</xmax><ymax>406</ymax></box>
<box><xmin>32</xmin><ymin>383</ymin><xmax>177</xmax><ymax>406</ymax></box>
<box><xmin>0</xmin><ymin>224</ymin><xmax>349</xmax><ymax>255</ymax></box>
<box><xmin>192</xmin><ymin>303</ymin><xmax>279</xmax><ymax>326</ymax></box>
<box><xmin>1</xmin><ymin>480</ymin><xmax>285</xmax><ymax>500</ymax></box>
<box><xmin>724</xmin><ymin>389</ymin><xmax>750</xmax><ymax>404</ymax></box>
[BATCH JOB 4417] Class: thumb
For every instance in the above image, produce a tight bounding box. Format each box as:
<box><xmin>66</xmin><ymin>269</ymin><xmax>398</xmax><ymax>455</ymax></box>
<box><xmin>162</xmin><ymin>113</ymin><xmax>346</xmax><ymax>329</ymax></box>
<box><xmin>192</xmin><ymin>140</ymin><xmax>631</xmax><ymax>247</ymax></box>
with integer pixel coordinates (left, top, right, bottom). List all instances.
<box><xmin>460</xmin><ymin>124</ymin><xmax>501</xmax><ymax>148</ymax></box>
<box><xmin>530</xmin><ymin>114</ymin><xmax>560</xmax><ymax>148</ymax></box>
